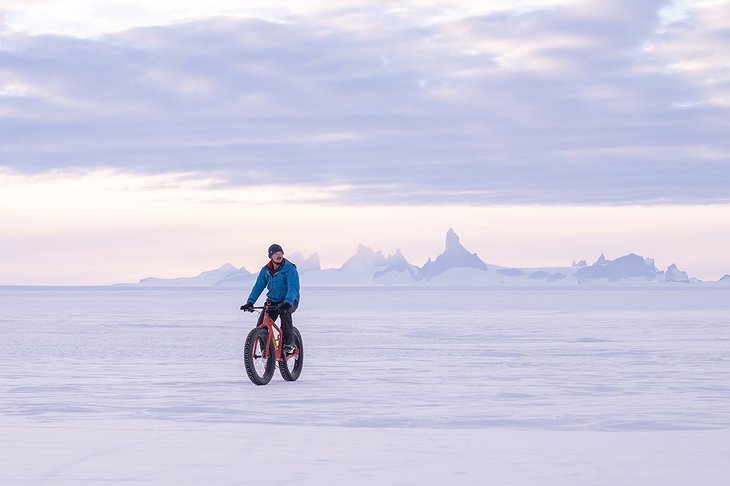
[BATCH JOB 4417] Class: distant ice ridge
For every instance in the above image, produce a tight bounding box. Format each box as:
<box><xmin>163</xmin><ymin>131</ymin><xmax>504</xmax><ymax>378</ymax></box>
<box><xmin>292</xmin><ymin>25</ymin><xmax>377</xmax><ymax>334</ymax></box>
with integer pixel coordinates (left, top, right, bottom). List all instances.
<box><xmin>416</xmin><ymin>228</ymin><xmax>487</xmax><ymax>281</ymax></box>
<box><xmin>665</xmin><ymin>264</ymin><xmax>690</xmax><ymax>283</ymax></box>
<box><xmin>137</xmin><ymin>263</ymin><xmax>243</xmax><ymax>286</ymax></box>
<box><xmin>123</xmin><ymin>229</ymin><xmax>720</xmax><ymax>287</ymax></box>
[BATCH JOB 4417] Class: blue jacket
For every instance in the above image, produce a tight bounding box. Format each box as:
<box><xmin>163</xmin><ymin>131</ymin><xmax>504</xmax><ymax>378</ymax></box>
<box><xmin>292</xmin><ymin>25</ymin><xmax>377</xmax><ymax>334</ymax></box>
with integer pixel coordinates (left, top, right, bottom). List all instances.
<box><xmin>246</xmin><ymin>259</ymin><xmax>300</xmax><ymax>305</ymax></box>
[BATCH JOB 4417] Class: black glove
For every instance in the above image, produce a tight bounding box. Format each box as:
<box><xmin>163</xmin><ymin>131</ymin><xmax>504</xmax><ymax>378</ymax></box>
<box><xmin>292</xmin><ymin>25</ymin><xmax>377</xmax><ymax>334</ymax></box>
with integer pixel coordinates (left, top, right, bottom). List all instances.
<box><xmin>241</xmin><ymin>303</ymin><xmax>254</xmax><ymax>312</ymax></box>
<box><xmin>279</xmin><ymin>302</ymin><xmax>291</xmax><ymax>312</ymax></box>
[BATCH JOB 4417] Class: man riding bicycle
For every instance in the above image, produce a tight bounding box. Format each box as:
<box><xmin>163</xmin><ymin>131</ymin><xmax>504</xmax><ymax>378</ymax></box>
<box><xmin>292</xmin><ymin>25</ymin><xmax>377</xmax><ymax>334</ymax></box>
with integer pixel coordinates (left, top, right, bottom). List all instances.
<box><xmin>241</xmin><ymin>244</ymin><xmax>300</xmax><ymax>354</ymax></box>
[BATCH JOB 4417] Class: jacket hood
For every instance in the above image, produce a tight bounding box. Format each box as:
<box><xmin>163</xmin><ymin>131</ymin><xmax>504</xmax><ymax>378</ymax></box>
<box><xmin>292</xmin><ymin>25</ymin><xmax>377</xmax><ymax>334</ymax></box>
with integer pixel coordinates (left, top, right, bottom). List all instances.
<box><xmin>267</xmin><ymin>258</ymin><xmax>297</xmax><ymax>273</ymax></box>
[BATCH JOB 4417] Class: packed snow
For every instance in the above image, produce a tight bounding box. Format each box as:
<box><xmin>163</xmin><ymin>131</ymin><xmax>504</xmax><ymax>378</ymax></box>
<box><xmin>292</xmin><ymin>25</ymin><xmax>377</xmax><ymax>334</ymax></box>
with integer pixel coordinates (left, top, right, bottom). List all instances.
<box><xmin>1</xmin><ymin>286</ymin><xmax>729</xmax><ymax>484</ymax></box>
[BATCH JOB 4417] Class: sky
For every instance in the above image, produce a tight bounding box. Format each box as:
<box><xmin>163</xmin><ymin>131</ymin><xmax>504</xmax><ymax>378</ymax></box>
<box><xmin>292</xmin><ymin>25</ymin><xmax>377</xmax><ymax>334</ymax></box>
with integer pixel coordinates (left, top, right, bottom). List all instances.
<box><xmin>1</xmin><ymin>0</ymin><xmax>729</xmax><ymax>284</ymax></box>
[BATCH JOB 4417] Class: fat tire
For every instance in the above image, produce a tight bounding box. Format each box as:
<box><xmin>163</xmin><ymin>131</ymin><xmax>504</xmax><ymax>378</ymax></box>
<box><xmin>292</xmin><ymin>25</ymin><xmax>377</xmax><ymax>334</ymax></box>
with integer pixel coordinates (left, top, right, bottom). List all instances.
<box><xmin>244</xmin><ymin>327</ymin><xmax>275</xmax><ymax>385</ymax></box>
<box><xmin>279</xmin><ymin>327</ymin><xmax>304</xmax><ymax>381</ymax></box>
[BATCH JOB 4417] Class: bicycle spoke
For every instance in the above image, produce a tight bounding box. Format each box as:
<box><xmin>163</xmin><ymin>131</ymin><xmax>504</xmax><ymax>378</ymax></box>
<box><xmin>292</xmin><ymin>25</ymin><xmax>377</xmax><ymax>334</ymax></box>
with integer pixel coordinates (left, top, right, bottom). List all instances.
<box><xmin>253</xmin><ymin>338</ymin><xmax>266</xmax><ymax>374</ymax></box>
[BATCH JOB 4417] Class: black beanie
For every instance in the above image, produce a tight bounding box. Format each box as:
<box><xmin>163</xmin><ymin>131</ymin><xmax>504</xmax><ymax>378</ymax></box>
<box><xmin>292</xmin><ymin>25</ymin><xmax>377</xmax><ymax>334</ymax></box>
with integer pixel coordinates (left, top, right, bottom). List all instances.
<box><xmin>268</xmin><ymin>244</ymin><xmax>284</xmax><ymax>258</ymax></box>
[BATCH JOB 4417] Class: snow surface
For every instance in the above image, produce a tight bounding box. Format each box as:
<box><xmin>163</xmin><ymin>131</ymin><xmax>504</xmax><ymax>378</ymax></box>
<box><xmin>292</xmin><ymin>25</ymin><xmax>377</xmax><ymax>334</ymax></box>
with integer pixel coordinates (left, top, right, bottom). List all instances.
<box><xmin>2</xmin><ymin>287</ymin><xmax>730</xmax><ymax>485</ymax></box>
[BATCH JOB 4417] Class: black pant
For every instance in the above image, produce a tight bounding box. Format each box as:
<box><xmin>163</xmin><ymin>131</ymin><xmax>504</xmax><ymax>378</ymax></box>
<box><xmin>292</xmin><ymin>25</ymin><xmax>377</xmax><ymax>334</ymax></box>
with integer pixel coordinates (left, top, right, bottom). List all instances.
<box><xmin>257</xmin><ymin>300</ymin><xmax>298</xmax><ymax>346</ymax></box>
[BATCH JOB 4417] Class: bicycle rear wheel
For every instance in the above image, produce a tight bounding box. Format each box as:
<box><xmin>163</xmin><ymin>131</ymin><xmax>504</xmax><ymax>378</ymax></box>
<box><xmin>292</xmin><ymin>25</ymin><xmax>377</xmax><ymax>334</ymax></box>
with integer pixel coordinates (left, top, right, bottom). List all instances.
<box><xmin>279</xmin><ymin>327</ymin><xmax>303</xmax><ymax>381</ymax></box>
<box><xmin>244</xmin><ymin>327</ymin><xmax>275</xmax><ymax>385</ymax></box>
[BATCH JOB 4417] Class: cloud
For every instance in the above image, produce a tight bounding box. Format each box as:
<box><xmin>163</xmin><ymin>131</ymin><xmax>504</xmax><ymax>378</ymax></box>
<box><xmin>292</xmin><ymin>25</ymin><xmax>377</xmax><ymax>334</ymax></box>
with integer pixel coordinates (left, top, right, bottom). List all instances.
<box><xmin>1</xmin><ymin>1</ymin><xmax>729</xmax><ymax>205</ymax></box>
<box><xmin>652</xmin><ymin>1</ymin><xmax>730</xmax><ymax>105</ymax></box>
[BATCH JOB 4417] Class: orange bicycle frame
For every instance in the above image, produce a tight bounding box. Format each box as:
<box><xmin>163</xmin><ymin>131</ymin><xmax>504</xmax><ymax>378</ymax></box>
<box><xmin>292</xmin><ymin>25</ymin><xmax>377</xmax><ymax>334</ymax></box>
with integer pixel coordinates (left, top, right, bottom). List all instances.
<box><xmin>259</xmin><ymin>310</ymin><xmax>284</xmax><ymax>362</ymax></box>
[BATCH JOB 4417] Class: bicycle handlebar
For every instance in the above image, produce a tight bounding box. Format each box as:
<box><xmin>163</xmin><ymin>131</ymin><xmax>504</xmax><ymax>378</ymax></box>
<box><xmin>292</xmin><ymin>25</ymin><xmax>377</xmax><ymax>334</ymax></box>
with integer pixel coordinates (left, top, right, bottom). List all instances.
<box><xmin>241</xmin><ymin>303</ymin><xmax>283</xmax><ymax>312</ymax></box>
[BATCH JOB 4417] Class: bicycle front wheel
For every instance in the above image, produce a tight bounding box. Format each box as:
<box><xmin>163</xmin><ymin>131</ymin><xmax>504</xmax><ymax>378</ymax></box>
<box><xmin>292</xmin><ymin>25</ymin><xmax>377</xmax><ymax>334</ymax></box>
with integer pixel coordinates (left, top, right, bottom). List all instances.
<box><xmin>279</xmin><ymin>326</ymin><xmax>304</xmax><ymax>381</ymax></box>
<box><xmin>244</xmin><ymin>327</ymin><xmax>275</xmax><ymax>385</ymax></box>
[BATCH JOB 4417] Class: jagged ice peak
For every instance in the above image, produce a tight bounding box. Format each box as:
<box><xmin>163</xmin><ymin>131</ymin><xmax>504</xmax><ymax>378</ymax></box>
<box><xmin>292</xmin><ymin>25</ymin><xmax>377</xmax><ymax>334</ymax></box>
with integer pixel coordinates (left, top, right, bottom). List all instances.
<box><xmin>445</xmin><ymin>227</ymin><xmax>463</xmax><ymax>252</ymax></box>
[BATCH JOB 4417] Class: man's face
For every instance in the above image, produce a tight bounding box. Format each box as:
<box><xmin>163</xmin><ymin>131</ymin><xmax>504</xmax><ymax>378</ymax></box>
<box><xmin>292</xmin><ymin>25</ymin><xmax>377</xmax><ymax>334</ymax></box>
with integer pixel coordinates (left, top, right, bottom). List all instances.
<box><xmin>271</xmin><ymin>251</ymin><xmax>284</xmax><ymax>264</ymax></box>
